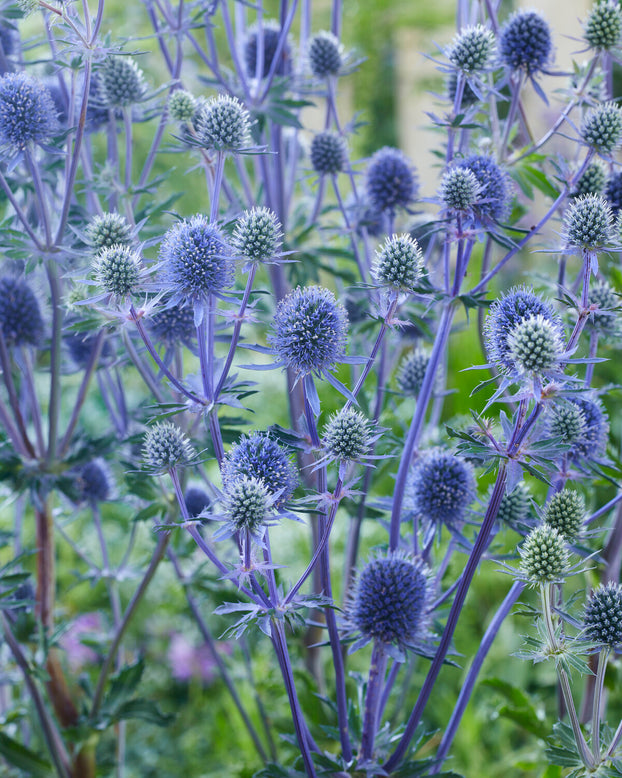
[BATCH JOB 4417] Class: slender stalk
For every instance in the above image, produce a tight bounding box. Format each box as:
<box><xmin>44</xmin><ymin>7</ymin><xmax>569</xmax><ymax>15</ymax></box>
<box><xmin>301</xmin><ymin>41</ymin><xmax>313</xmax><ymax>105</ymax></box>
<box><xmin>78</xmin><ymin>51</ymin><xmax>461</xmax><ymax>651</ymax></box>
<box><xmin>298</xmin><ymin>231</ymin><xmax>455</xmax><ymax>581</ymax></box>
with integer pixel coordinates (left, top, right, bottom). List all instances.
<box><xmin>45</xmin><ymin>261</ymin><xmax>64</xmax><ymax>464</ymax></box>
<box><xmin>360</xmin><ymin>642</ymin><xmax>387</xmax><ymax>763</ymax></box>
<box><xmin>592</xmin><ymin>647</ymin><xmax>609</xmax><ymax>763</ymax></box>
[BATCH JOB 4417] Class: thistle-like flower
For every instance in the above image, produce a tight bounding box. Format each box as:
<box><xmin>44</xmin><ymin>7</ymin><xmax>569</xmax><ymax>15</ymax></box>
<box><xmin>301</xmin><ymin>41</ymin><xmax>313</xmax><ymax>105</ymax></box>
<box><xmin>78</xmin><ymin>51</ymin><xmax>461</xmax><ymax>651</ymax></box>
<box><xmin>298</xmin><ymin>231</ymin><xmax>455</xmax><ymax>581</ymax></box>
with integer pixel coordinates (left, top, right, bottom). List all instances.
<box><xmin>567</xmin><ymin>396</ymin><xmax>609</xmax><ymax>462</ymax></box>
<box><xmin>582</xmin><ymin>102</ymin><xmax>622</xmax><ymax>154</ymax></box>
<box><xmin>231</xmin><ymin>207</ymin><xmax>282</xmax><ymax>264</ymax></box>
<box><xmin>86</xmin><ymin>212</ymin><xmax>134</xmax><ymax>251</ymax></box>
<box><xmin>584</xmin><ymin>1</ymin><xmax>622</xmax><ymax>51</ymax></box>
<box><xmin>543</xmin><ymin>489</ymin><xmax>585</xmax><ymax>541</ymax></box>
<box><xmin>605</xmin><ymin>171</ymin><xmax>622</xmax><ymax>213</ymax></box>
<box><xmin>440</xmin><ymin>166</ymin><xmax>480</xmax><ymax>211</ymax></box>
<box><xmin>322</xmin><ymin>407</ymin><xmax>372</xmax><ymax>463</ymax></box>
<box><xmin>573</xmin><ymin>162</ymin><xmax>607</xmax><ymax>198</ymax></box>
<box><xmin>496</xmin><ymin>483</ymin><xmax>530</xmax><ymax>529</ymax></box>
<box><xmin>548</xmin><ymin>402</ymin><xmax>587</xmax><ymax>445</ymax></box>
<box><xmin>409</xmin><ymin>449</ymin><xmax>475</xmax><ymax>530</ymax></box>
<box><xmin>244</xmin><ymin>22</ymin><xmax>291</xmax><ymax>78</ymax></box>
<box><xmin>346</xmin><ymin>552</ymin><xmax>430</xmax><ymax>656</ymax></box>
<box><xmin>397</xmin><ymin>349</ymin><xmax>429</xmax><ymax>396</ymax></box>
<box><xmin>223</xmin><ymin>475</ymin><xmax>272</xmax><ymax>534</ymax></box>
<box><xmin>372</xmin><ymin>234</ymin><xmax>423</xmax><ymax>292</ymax></box>
<box><xmin>366</xmin><ymin>146</ymin><xmax>418</xmax><ymax>213</ymax></box>
<box><xmin>221</xmin><ymin>432</ymin><xmax>298</xmax><ymax>506</ymax></box>
<box><xmin>584</xmin><ymin>583</ymin><xmax>622</xmax><ymax>647</ymax></box>
<box><xmin>269</xmin><ymin>285</ymin><xmax>348</xmax><ymax>378</ymax></box>
<box><xmin>149</xmin><ymin>303</ymin><xmax>196</xmax><ymax>346</ymax></box>
<box><xmin>185</xmin><ymin>487</ymin><xmax>211</xmax><ymax>518</ymax></box>
<box><xmin>588</xmin><ymin>279</ymin><xmax>618</xmax><ymax>334</ymax></box>
<box><xmin>310</xmin><ymin>130</ymin><xmax>348</xmax><ymax>175</ymax></box>
<box><xmin>93</xmin><ymin>245</ymin><xmax>143</xmax><ymax>299</ymax></box>
<box><xmin>506</xmin><ymin>314</ymin><xmax>564</xmax><ymax>376</ymax></box>
<box><xmin>519</xmin><ymin>525</ymin><xmax>569</xmax><ymax>584</ymax></box>
<box><xmin>196</xmin><ymin>95</ymin><xmax>251</xmax><ymax>152</ymax></box>
<box><xmin>0</xmin><ymin>277</ymin><xmax>43</xmax><ymax>346</ymax></box>
<box><xmin>563</xmin><ymin>194</ymin><xmax>613</xmax><ymax>249</ymax></box>
<box><xmin>308</xmin><ymin>31</ymin><xmax>343</xmax><ymax>78</ymax></box>
<box><xmin>98</xmin><ymin>56</ymin><xmax>146</xmax><ymax>107</ymax></box>
<box><xmin>454</xmin><ymin>154</ymin><xmax>511</xmax><ymax>221</ymax></box>
<box><xmin>0</xmin><ymin>72</ymin><xmax>58</xmax><ymax>151</ymax></box>
<box><xmin>499</xmin><ymin>10</ymin><xmax>552</xmax><ymax>74</ymax></box>
<box><xmin>76</xmin><ymin>461</ymin><xmax>111</xmax><ymax>504</ymax></box>
<box><xmin>169</xmin><ymin>90</ymin><xmax>197</xmax><ymax>122</ymax></box>
<box><xmin>448</xmin><ymin>24</ymin><xmax>495</xmax><ymax>73</ymax></box>
<box><xmin>143</xmin><ymin>422</ymin><xmax>195</xmax><ymax>472</ymax></box>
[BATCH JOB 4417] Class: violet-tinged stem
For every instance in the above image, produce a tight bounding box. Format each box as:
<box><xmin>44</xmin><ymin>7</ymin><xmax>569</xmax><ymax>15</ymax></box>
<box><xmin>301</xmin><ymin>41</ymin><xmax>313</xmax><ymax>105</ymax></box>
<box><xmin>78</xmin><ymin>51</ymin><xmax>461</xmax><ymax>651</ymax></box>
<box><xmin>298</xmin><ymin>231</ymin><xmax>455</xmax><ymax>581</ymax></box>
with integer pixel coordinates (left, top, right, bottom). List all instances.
<box><xmin>0</xmin><ymin>171</ymin><xmax>43</xmax><ymax>248</ymax></box>
<box><xmin>0</xmin><ymin>332</ymin><xmax>35</xmax><ymax>458</ymax></box>
<box><xmin>258</xmin><ymin>0</ymin><xmax>299</xmax><ymax>103</ymax></box>
<box><xmin>122</xmin><ymin>330</ymin><xmax>166</xmax><ymax>403</ymax></box>
<box><xmin>586</xmin><ymin>492</ymin><xmax>622</xmax><ymax>526</ymax></box>
<box><xmin>433</xmin><ymin>580</ymin><xmax>525</xmax><ymax>772</ymax></box>
<box><xmin>584</xmin><ymin>330</ymin><xmax>599</xmax><ymax>388</ymax></box>
<box><xmin>446</xmin><ymin>72</ymin><xmax>465</xmax><ymax>164</ymax></box>
<box><xmin>123</xmin><ymin>108</ymin><xmax>133</xmax><ymax>194</ymax></box>
<box><xmin>499</xmin><ymin>71</ymin><xmax>523</xmax><ymax>162</ymax></box>
<box><xmin>17</xmin><ymin>347</ymin><xmax>45</xmax><ymax>456</ymax></box>
<box><xmin>210</xmin><ymin>151</ymin><xmax>226</xmax><ymax>223</ymax></box>
<box><xmin>378</xmin><ymin>659</ymin><xmax>400</xmax><ymax>723</ymax></box>
<box><xmin>216</xmin><ymin>264</ymin><xmax>257</xmax><ymax>397</ymax></box>
<box><xmin>607</xmin><ymin>718</ymin><xmax>622</xmax><ymax>757</ymax></box>
<box><xmin>26</xmin><ymin>149</ymin><xmax>51</xmax><ymax>247</ymax></box>
<box><xmin>360</xmin><ymin>642</ymin><xmax>388</xmax><ymax>762</ymax></box>
<box><xmin>45</xmin><ymin>261</ymin><xmax>63</xmax><ymax>464</ymax></box>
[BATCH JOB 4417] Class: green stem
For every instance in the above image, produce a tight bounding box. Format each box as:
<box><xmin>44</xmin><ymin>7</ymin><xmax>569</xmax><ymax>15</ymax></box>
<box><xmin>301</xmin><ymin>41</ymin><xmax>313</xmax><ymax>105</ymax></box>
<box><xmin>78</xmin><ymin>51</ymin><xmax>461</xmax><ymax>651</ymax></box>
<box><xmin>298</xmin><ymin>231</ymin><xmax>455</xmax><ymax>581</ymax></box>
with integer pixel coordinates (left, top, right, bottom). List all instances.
<box><xmin>592</xmin><ymin>647</ymin><xmax>609</xmax><ymax>763</ymax></box>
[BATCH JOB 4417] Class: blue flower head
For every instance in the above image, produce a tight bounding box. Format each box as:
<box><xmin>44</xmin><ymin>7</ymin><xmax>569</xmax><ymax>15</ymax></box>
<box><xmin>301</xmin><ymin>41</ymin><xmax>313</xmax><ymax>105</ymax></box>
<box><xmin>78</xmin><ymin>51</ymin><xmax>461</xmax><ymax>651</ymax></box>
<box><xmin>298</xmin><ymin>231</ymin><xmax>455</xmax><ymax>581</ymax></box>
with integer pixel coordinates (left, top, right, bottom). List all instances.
<box><xmin>310</xmin><ymin>130</ymin><xmax>348</xmax><ymax>176</ymax></box>
<box><xmin>269</xmin><ymin>285</ymin><xmax>348</xmax><ymax>378</ymax></box>
<box><xmin>244</xmin><ymin>21</ymin><xmax>291</xmax><ymax>78</ymax></box>
<box><xmin>366</xmin><ymin>146</ymin><xmax>418</xmax><ymax>214</ymax></box>
<box><xmin>221</xmin><ymin>432</ymin><xmax>298</xmax><ymax>506</ymax></box>
<box><xmin>409</xmin><ymin>449</ymin><xmax>475</xmax><ymax>530</ymax></box>
<box><xmin>0</xmin><ymin>72</ymin><xmax>58</xmax><ymax>152</ymax></box>
<box><xmin>0</xmin><ymin>276</ymin><xmax>43</xmax><ymax>346</ymax></box>
<box><xmin>98</xmin><ymin>56</ymin><xmax>146</xmax><ymax>108</ymax></box>
<box><xmin>454</xmin><ymin>154</ymin><xmax>511</xmax><ymax>221</ymax></box>
<box><xmin>308</xmin><ymin>30</ymin><xmax>343</xmax><ymax>78</ymax></box>
<box><xmin>347</xmin><ymin>552</ymin><xmax>430</xmax><ymax>656</ymax></box>
<box><xmin>149</xmin><ymin>303</ymin><xmax>196</xmax><ymax>346</ymax></box>
<box><xmin>158</xmin><ymin>215</ymin><xmax>234</xmax><ymax>307</ymax></box>
<box><xmin>76</xmin><ymin>461</ymin><xmax>111</xmax><ymax>503</ymax></box>
<box><xmin>605</xmin><ymin>171</ymin><xmax>622</xmax><ymax>213</ymax></box>
<box><xmin>567</xmin><ymin>396</ymin><xmax>609</xmax><ymax>462</ymax></box>
<box><xmin>484</xmin><ymin>286</ymin><xmax>563</xmax><ymax>374</ymax></box>
<box><xmin>585</xmin><ymin>583</ymin><xmax>622</xmax><ymax>647</ymax></box>
<box><xmin>185</xmin><ymin>486</ymin><xmax>211</xmax><ymax>518</ymax></box>
<box><xmin>499</xmin><ymin>10</ymin><xmax>552</xmax><ymax>74</ymax></box>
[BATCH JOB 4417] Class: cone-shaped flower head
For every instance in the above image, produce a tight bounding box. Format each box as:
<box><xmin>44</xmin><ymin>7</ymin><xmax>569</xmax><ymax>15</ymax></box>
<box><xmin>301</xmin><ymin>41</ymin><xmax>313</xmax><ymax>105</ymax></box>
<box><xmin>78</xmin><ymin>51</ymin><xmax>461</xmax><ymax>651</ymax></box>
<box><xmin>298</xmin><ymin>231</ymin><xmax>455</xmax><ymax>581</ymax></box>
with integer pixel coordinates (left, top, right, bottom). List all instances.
<box><xmin>323</xmin><ymin>408</ymin><xmax>372</xmax><ymax>463</ymax></box>
<box><xmin>196</xmin><ymin>95</ymin><xmax>251</xmax><ymax>152</ymax></box>
<box><xmin>497</xmin><ymin>483</ymin><xmax>530</xmax><ymax>528</ymax></box>
<box><xmin>149</xmin><ymin>304</ymin><xmax>196</xmax><ymax>346</ymax></box>
<box><xmin>169</xmin><ymin>90</ymin><xmax>197</xmax><ymax>122</ymax></box>
<box><xmin>308</xmin><ymin>30</ymin><xmax>342</xmax><ymax>78</ymax></box>
<box><xmin>269</xmin><ymin>285</ymin><xmax>348</xmax><ymax>377</ymax></box>
<box><xmin>244</xmin><ymin>22</ymin><xmax>291</xmax><ymax>78</ymax></box>
<box><xmin>584</xmin><ymin>1</ymin><xmax>622</xmax><ymax>50</ymax></box>
<box><xmin>0</xmin><ymin>277</ymin><xmax>43</xmax><ymax>346</ymax></box>
<box><xmin>94</xmin><ymin>245</ymin><xmax>142</xmax><ymax>298</ymax></box>
<box><xmin>409</xmin><ymin>449</ymin><xmax>475</xmax><ymax>529</ymax></box>
<box><xmin>499</xmin><ymin>10</ymin><xmax>552</xmax><ymax>74</ymax></box>
<box><xmin>582</xmin><ymin>102</ymin><xmax>622</xmax><ymax>154</ymax></box>
<box><xmin>567</xmin><ymin>396</ymin><xmax>609</xmax><ymax>461</ymax></box>
<box><xmin>86</xmin><ymin>212</ymin><xmax>133</xmax><ymax>251</ymax></box>
<box><xmin>0</xmin><ymin>72</ymin><xmax>58</xmax><ymax>151</ymax></box>
<box><xmin>454</xmin><ymin>154</ymin><xmax>511</xmax><ymax>221</ymax></box>
<box><xmin>519</xmin><ymin>525</ymin><xmax>569</xmax><ymax>583</ymax></box>
<box><xmin>366</xmin><ymin>147</ymin><xmax>418</xmax><ymax>213</ymax></box>
<box><xmin>585</xmin><ymin>583</ymin><xmax>622</xmax><ymax>647</ymax></box>
<box><xmin>223</xmin><ymin>475</ymin><xmax>271</xmax><ymax>534</ymax></box>
<box><xmin>232</xmin><ymin>207</ymin><xmax>282</xmax><ymax>263</ymax></box>
<box><xmin>448</xmin><ymin>24</ymin><xmax>495</xmax><ymax>73</ymax></box>
<box><xmin>372</xmin><ymin>234</ymin><xmax>423</xmax><ymax>292</ymax></box>
<box><xmin>98</xmin><ymin>56</ymin><xmax>146</xmax><ymax>107</ymax></box>
<box><xmin>588</xmin><ymin>279</ymin><xmax>618</xmax><ymax>333</ymax></box>
<box><xmin>564</xmin><ymin>194</ymin><xmax>613</xmax><ymax>249</ymax></box>
<box><xmin>76</xmin><ymin>461</ymin><xmax>111</xmax><ymax>503</ymax></box>
<box><xmin>506</xmin><ymin>314</ymin><xmax>564</xmax><ymax>376</ymax></box>
<box><xmin>440</xmin><ymin>166</ymin><xmax>480</xmax><ymax>211</ymax></box>
<box><xmin>143</xmin><ymin>422</ymin><xmax>194</xmax><ymax>472</ymax></box>
<box><xmin>573</xmin><ymin>162</ymin><xmax>607</xmax><ymax>198</ymax></box>
<box><xmin>397</xmin><ymin>349</ymin><xmax>429</xmax><ymax>396</ymax></box>
<box><xmin>310</xmin><ymin>130</ymin><xmax>348</xmax><ymax>175</ymax></box>
<box><xmin>549</xmin><ymin>402</ymin><xmax>587</xmax><ymax>445</ymax></box>
<box><xmin>185</xmin><ymin>487</ymin><xmax>211</xmax><ymax>518</ymax></box>
<box><xmin>543</xmin><ymin>489</ymin><xmax>585</xmax><ymax>541</ymax></box>
<box><xmin>605</xmin><ymin>171</ymin><xmax>622</xmax><ymax>213</ymax></box>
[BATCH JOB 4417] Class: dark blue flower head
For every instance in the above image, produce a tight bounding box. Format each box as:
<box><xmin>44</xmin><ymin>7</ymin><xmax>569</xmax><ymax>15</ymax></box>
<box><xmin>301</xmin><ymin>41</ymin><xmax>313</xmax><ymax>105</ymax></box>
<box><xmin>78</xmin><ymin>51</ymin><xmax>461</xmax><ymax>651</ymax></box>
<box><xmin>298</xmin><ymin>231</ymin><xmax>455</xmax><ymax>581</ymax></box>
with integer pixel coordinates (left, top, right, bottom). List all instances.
<box><xmin>0</xmin><ymin>23</ymin><xmax>18</xmax><ymax>60</ymax></box>
<box><xmin>64</xmin><ymin>329</ymin><xmax>111</xmax><ymax>367</ymax></box>
<box><xmin>0</xmin><ymin>276</ymin><xmax>43</xmax><ymax>346</ymax></box>
<box><xmin>159</xmin><ymin>215</ymin><xmax>234</xmax><ymax>306</ymax></box>
<box><xmin>221</xmin><ymin>432</ymin><xmax>298</xmax><ymax>506</ymax></box>
<box><xmin>185</xmin><ymin>486</ymin><xmax>211</xmax><ymax>518</ymax></box>
<box><xmin>308</xmin><ymin>31</ymin><xmax>343</xmax><ymax>78</ymax></box>
<box><xmin>499</xmin><ymin>10</ymin><xmax>552</xmax><ymax>74</ymax></box>
<box><xmin>483</xmin><ymin>286</ymin><xmax>563</xmax><ymax>374</ymax></box>
<box><xmin>366</xmin><ymin>146</ymin><xmax>418</xmax><ymax>214</ymax></box>
<box><xmin>244</xmin><ymin>21</ymin><xmax>291</xmax><ymax>78</ymax></box>
<box><xmin>0</xmin><ymin>72</ymin><xmax>58</xmax><ymax>151</ymax></box>
<box><xmin>567</xmin><ymin>396</ymin><xmax>609</xmax><ymax>462</ymax></box>
<box><xmin>447</xmin><ymin>72</ymin><xmax>479</xmax><ymax>107</ymax></box>
<box><xmin>348</xmin><ymin>552</ymin><xmax>430</xmax><ymax>655</ymax></box>
<box><xmin>149</xmin><ymin>303</ymin><xmax>196</xmax><ymax>346</ymax></box>
<box><xmin>269</xmin><ymin>285</ymin><xmax>348</xmax><ymax>377</ymax></box>
<box><xmin>409</xmin><ymin>449</ymin><xmax>475</xmax><ymax>529</ymax></box>
<box><xmin>454</xmin><ymin>154</ymin><xmax>511</xmax><ymax>221</ymax></box>
<box><xmin>584</xmin><ymin>583</ymin><xmax>622</xmax><ymax>647</ymax></box>
<box><xmin>76</xmin><ymin>460</ymin><xmax>111</xmax><ymax>503</ymax></box>
<box><xmin>605</xmin><ymin>171</ymin><xmax>622</xmax><ymax>213</ymax></box>
<box><xmin>310</xmin><ymin>130</ymin><xmax>348</xmax><ymax>175</ymax></box>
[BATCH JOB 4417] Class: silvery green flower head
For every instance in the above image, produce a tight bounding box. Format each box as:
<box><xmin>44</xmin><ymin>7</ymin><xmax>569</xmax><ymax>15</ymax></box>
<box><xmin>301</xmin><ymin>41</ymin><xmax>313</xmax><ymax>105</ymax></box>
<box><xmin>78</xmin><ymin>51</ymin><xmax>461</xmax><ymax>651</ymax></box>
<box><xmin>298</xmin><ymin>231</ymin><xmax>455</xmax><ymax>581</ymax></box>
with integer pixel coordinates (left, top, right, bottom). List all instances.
<box><xmin>196</xmin><ymin>95</ymin><xmax>251</xmax><ymax>153</ymax></box>
<box><xmin>499</xmin><ymin>9</ymin><xmax>553</xmax><ymax>75</ymax></box>
<box><xmin>345</xmin><ymin>551</ymin><xmax>431</xmax><ymax>659</ymax></box>
<box><xmin>448</xmin><ymin>24</ymin><xmax>495</xmax><ymax>74</ymax></box>
<box><xmin>573</xmin><ymin>162</ymin><xmax>607</xmax><ymax>199</ymax></box>
<box><xmin>322</xmin><ymin>407</ymin><xmax>374</xmax><ymax>464</ymax></box>
<box><xmin>0</xmin><ymin>276</ymin><xmax>43</xmax><ymax>347</ymax></box>
<box><xmin>231</xmin><ymin>207</ymin><xmax>282</xmax><ymax>265</ymax></box>
<box><xmin>158</xmin><ymin>214</ymin><xmax>234</xmax><ymax>315</ymax></box>
<box><xmin>496</xmin><ymin>482</ymin><xmax>530</xmax><ymax>530</ymax></box>
<box><xmin>86</xmin><ymin>212</ymin><xmax>134</xmax><ymax>251</ymax></box>
<box><xmin>584</xmin><ymin>582</ymin><xmax>622</xmax><ymax>648</ymax></box>
<box><xmin>584</xmin><ymin>1</ymin><xmax>622</xmax><ymax>51</ymax></box>
<box><xmin>484</xmin><ymin>286</ymin><xmax>564</xmax><ymax>376</ymax></box>
<box><xmin>563</xmin><ymin>194</ymin><xmax>613</xmax><ymax>250</ymax></box>
<box><xmin>98</xmin><ymin>55</ymin><xmax>146</xmax><ymax>108</ymax></box>
<box><xmin>269</xmin><ymin>285</ymin><xmax>348</xmax><ymax>379</ymax></box>
<box><xmin>409</xmin><ymin>448</ymin><xmax>475</xmax><ymax>532</ymax></box>
<box><xmin>440</xmin><ymin>166</ymin><xmax>481</xmax><ymax>212</ymax></box>
<box><xmin>168</xmin><ymin>90</ymin><xmax>197</xmax><ymax>123</ymax></box>
<box><xmin>222</xmin><ymin>475</ymin><xmax>274</xmax><ymax>536</ymax></box>
<box><xmin>566</xmin><ymin>395</ymin><xmax>609</xmax><ymax>463</ymax></box>
<box><xmin>372</xmin><ymin>234</ymin><xmax>423</xmax><ymax>293</ymax></box>
<box><xmin>143</xmin><ymin>421</ymin><xmax>195</xmax><ymax>473</ymax></box>
<box><xmin>588</xmin><ymin>279</ymin><xmax>619</xmax><ymax>334</ymax></box>
<box><xmin>542</xmin><ymin>489</ymin><xmax>585</xmax><ymax>541</ymax></box>
<box><xmin>548</xmin><ymin>401</ymin><xmax>587</xmax><ymax>445</ymax></box>
<box><xmin>519</xmin><ymin>524</ymin><xmax>569</xmax><ymax>584</ymax></box>
<box><xmin>506</xmin><ymin>314</ymin><xmax>564</xmax><ymax>377</ymax></box>
<box><xmin>93</xmin><ymin>244</ymin><xmax>144</xmax><ymax>300</ymax></box>
<box><xmin>0</xmin><ymin>72</ymin><xmax>58</xmax><ymax>153</ymax></box>
<box><xmin>454</xmin><ymin>154</ymin><xmax>512</xmax><ymax>222</ymax></box>
<box><xmin>397</xmin><ymin>348</ymin><xmax>429</xmax><ymax>396</ymax></box>
<box><xmin>581</xmin><ymin>102</ymin><xmax>622</xmax><ymax>155</ymax></box>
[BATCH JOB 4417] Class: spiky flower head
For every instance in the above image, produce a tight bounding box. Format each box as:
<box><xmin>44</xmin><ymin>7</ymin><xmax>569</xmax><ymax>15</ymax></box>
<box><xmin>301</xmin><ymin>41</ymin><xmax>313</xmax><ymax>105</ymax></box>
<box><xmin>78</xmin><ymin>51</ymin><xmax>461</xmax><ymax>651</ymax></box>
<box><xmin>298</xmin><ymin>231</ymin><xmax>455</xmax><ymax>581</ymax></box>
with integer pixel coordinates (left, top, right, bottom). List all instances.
<box><xmin>159</xmin><ymin>215</ymin><xmax>233</xmax><ymax>303</ymax></box>
<box><xmin>310</xmin><ymin>130</ymin><xmax>347</xmax><ymax>175</ymax></box>
<box><xmin>567</xmin><ymin>396</ymin><xmax>609</xmax><ymax>461</ymax></box>
<box><xmin>76</xmin><ymin>461</ymin><xmax>111</xmax><ymax>503</ymax></box>
<box><xmin>605</xmin><ymin>170</ymin><xmax>622</xmax><ymax>213</ymax></box>
<box><xmin>244</xmin><ymin>21</ymin><xmax>291</xmax><ymax>78</ymax></box>
<box><xmin>564</xmin><ymin>194</ymin><xmax>613</xmax><ymax>249</ymax></box>
<box><xmin>169</xmin><ymin>90</ymin><xmax>197</xmax><ymax>122</ymax></box>
<box><xmin>497</xmin><ymin>483</ymin><xmax>530</xmax><ymax>528</ymax></box>
<box><xmin>0</xmin><ymin>277</ymin><xmax>43</xmax><ymax>346</ymax></box>
<box><xmin>409</xmin><ymin>449</ymin><xmax>475</xmax><ymax>529</ymax></box>
<box><xmin>372</xmin><ymin>234</ymin><xmax>423</xmax><ymax>292</ymax></box>
<box><xmin>94</xmin><ymin>245</ymin><xmax>142</xmax><ymax>298</ymax></box>
<box><xmin>323</xmin><ymin>408</ymin><xmax>372</xmax><ymax>462</ymax></box>
<box><xmin>86</xmin><ymin>212</ymin><xmax>133</xmax><ymax>251</ymax></box>
<box><xmin>543</xmin><ymin>489</ymin><xmax>585</xmax><ymax>541</ymax></box>
<box><xmin>506</xmin><ymin>314</ymin><xmax>564</xmax><ymax>375</ymax></box>
<box><xmin>185</xmin><ymin>487</ymin><xmax>211</xmax><ymax>518</ymax></box>
<box><xmin>584</xmin><ymin>583</ymin><xmax>622</xmax><ymax>647</ymax></box>
<box><xmin>348</xmin><ymin>552</ymin><xmax>430</xmax><ymax>653</ymax></box>
<box><xmin>143</xmin><ymin>422</ymin><xmax>194</xmax><ymax>472</ymax></box>
<box><xmin>447</xmin><ymin>72</ymin><xmax>479</xmax><ymax>107</ymax></box>
<box><xmin>98</xmin><ymin>56</ymin><xmax>146</xmax><ymax>107</ymax></box>
<box><xmin>499</xmin><ymin>10</ymin><xmax>552</xmax><ymax>74</ymax></box>
<box><xmin>397</xmin><ymin>349</ymin><xmax>429</xmax><ymax>395</ymax></box>
<box><xmin>549</xmin><ymin>402</ymin><xmax>587</xmax><ymax>444</ymax></box>
<box><xmin>519</xmin><ymin>525</ymin><xmax>569</xmax><ymax>583</ymax></box>
<box><xmin>582</xmin><ymin>102</ymin><xmax>622</xmax><ymax>154</ymax></box>
<box><xmin>232</xmin><ymin>207</ymin><xmax>282</xmax><ymax>263</ymax></box>
<box><xmin>0</xmin><ymin>23</ymin><xmax>18</xmax><ymax>58</ymax></box>
<box><xmin>585</xmin><ymin>1</ymin><xmax>622</xmax><ymax>51</ymax></box>
<box><xmin>484</xmin><ymin>287</ymin><xmax>563</xmax><ymax>374</ymax></box>
<box><xmin>573</xmin><ymin>162</ymin><xmax>607</xmax><ymax>198</ymax></box>
<box><xmin>0</xmin><ymin>72</ymin><xmax>58</xmax><ymax>151</ymax></box>
<box><xmin>366</xmin><ymin>146</ymin><xmax>418</xmax><ymax>213</ymax></box>
<box><xmin>440</xmin><ymin>166</ymin><xmax>480</xmax><ymax>211</ymax></box>
<box><xmin>308</xmin><ymin>31</ymin><xmax>343</xmax><ymax>78</ymax></box>
<box><xmin>65</xmin><ymin>330</ymin><xmax>110</xmax><ymax>367</ymax></box>
<box><xmin>270</xmin><ymin>285</ymin><xmax>348</xmax><ymax>377</ymax></box>
<box><xmin>196</xmin><ymin>95</ymin><xmax>251</xmax><ymax>152</ymax></box>
<box><xmin>223</xmin><ymin>475</ymin><xmax>271</xmax><ymax>533</ymax></box>
<box><xmin>588</xmin><ymin>279</ymin><xmax>618</xmax><ymax>333</ymax></box>
<box><xmin>221</xmin><ymin>432</ymin><xmax>297</xmax><ymax>506</ymax></box>
<box><xmin>448</xmin><ymin>24</ymin><xmax>495</xmax><ymax>73</ymax></box>
<box><xmin>454</xmin><ymin>154</ymin><xmax>511</xmax><ymax>221</ymax></box>
<box><xmin>149</xmin><ymin>303</ymin><xmax>196</xmax><ymax>346</ymax></box>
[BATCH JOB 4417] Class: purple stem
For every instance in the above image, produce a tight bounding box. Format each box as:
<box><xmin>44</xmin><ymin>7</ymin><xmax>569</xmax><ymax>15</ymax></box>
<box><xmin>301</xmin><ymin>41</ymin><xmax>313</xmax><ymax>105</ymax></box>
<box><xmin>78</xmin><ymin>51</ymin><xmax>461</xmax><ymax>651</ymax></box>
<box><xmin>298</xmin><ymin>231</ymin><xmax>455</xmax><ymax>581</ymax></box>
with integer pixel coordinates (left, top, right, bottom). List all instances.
<box><xmin>360</xmin><ymin>642</ymin><xmax>388</xmax><ymax>762</ymax></box>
